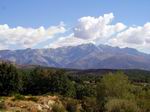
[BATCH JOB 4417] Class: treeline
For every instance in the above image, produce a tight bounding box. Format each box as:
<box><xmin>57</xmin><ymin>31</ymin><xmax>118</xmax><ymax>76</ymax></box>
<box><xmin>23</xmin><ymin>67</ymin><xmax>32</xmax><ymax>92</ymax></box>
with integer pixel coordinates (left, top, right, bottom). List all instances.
<box><xmin>0</xmin><ymin>63</ymin><xmax>94</xmax><ymax>98</ymax></box>
<box><xmin>0</xmin><ymin>62</ymin><xmax>150</xmax><ymax>112</ymax></box>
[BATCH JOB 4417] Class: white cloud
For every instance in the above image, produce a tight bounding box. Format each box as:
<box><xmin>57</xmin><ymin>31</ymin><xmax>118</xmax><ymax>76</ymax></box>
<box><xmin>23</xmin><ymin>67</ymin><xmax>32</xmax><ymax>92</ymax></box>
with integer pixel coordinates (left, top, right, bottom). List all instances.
<box><xmin>0</xmin><ymin>13</ymin><xmax>150</xmax><ymax>53</ymax></box>
<box><xmin>72</xmin><ymin>13</ymin><xmax>150</xmax><ymax>53</ymax></box>
<box><xmin>107</xmin><ymin>22</ymin><xmax>150</xmax><ymax>53</ymax></box>
<box><xmin>74</xmin><ymin>13</ymin><xmax>126</xmax><ymax>41</ymax></box>
<box><xmin>0</xmin><ymin>23</ymin><xmax>66</xmax><ymax>49</ymax></box>
<box><xmin>46</xmin><ymin>34</ymin><xmax>94</xmax><ymax>48</ymax></box>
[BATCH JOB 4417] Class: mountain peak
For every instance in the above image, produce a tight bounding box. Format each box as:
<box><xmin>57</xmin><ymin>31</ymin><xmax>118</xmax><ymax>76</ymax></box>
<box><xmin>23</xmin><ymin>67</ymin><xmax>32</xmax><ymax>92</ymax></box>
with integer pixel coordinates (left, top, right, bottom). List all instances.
<box><xmin>0</xmin><ymin>44</ymin><xmax>150</xmax><ymax>70</ymax></box>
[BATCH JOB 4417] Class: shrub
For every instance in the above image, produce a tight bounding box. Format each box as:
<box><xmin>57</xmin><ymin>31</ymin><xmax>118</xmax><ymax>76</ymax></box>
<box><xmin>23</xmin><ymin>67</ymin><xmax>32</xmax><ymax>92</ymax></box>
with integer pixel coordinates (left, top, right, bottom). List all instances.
<box><xmin>66</xmin><ymin>99</ymin><xmax>78</xmax><ymax>112</ymax></box>
<box><xmin>136</xmin><ymin>89</ymin><xmax>150</xmax><ymax>112</ymax></box>
<box><xmin>52</xmin><ymin>103</ymin><xmax>66</xmax><ymax>112</ymax></box>
<box><xmin>13</xmin><ymin>94</ymin><xmax>25</xmax><ymax>101</ymax></box>
<box><xmin>81</xmin><ymin>97</ymin><xmax>98</xmax><ymax>112</ymax></box>
<box><xmin>105</xmin><ymin>99</ymin><xmax>140</xmax><ymax>112</ymax></box>
<box><xmin>0</xmin><ymin>97</ymin><xmax>5</xmax><ymax>109</ymax></box>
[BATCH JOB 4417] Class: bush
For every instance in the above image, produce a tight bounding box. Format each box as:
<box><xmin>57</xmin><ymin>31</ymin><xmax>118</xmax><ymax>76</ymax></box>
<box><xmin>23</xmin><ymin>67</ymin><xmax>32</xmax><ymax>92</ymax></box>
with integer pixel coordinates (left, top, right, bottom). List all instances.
<box><xmin>105</xmin><ymin>99</ymin><xmax>140</xmax><ymax>112</ymax></box>
<box><xmin>0</xmin><ymin>97</ymin><xmax>5</xmax><ymax>109</ymax></box>
<box><xmin>52</xmin><ymin>103</ymin><xmax>66</xmax><ymax>112</ymax></box>
<box><xmin>81</xmin><ymin>97</ymin><xmax>98</xmax><ymax>112</ymax></box>
<box><xmin>66</xmin><ymin>99</ymin><xmax>78</xmax><ymax>112</ymax></box>
<box><xmin>136</xmin><ymin>89</ymin><xmax>150</xmax><ymax>112</ymax></box>
<box><xmin>13</xmin><ymin>94</ymin><xmax>25</xmax><ymax>101</ymax></box>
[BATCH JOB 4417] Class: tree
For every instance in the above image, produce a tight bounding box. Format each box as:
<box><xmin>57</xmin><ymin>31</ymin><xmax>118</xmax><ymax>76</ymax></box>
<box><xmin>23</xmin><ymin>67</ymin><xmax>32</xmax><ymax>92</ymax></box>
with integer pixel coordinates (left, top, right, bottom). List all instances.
<box><xmin>23</xmin><ymin>67</ymin><xmax>52</xmax><ymax>95</ymax></box>
<box><xmin>97</xmin><ymin>71</ymin><xmax>131</xmax><ymax>98</ymax></box>
<box><xmin>76</xmin><ymin>84</ymin><xmax>96</xmax><ymax>99</ymax></box>
<box><xmin>50</xmin><ymin>70</ymin><xmax>76</xmax><ymax>97</ymax></box>
<box><xmin>0</xmin><ymin>63</ymin><xmax>21</xmax><ymax>95</ymax></box>
<box><xmin>97</xmin><ymin>71</ymin><xmax>133</xmax><ymax>111</ymax></box>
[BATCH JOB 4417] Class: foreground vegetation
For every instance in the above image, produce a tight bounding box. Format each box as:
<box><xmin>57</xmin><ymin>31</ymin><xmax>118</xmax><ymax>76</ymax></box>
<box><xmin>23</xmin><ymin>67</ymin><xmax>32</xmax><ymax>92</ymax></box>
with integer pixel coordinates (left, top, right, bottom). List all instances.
<box><xmin>0</xmin><ymin>62</ymin><xmax>150</xmax><ymax>112</ymax></box>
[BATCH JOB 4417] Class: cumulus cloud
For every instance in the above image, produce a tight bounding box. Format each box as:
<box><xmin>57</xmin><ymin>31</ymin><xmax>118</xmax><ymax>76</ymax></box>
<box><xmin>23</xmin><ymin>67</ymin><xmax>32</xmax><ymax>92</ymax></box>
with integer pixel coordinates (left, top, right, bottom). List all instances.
<box><xmin>74</xmin><ymin>13</ymin><xmax>126</xmax><ymax>41</ymax></box>
<box><xmin>45</xmin><ymin>13</ymin><xmax>150</xmax><ymax>53</ymax></box>
<box><xmin>0</xmin><ymin>13</ymin><xmax>150</xmax><ymax>53</ymax></box>
<box><xmin>107</xmin><ymin>23</ymin><xmax>150</xmax><ymax>52</ymax></box>
<box><xmin>0</xmin><ymin>23</ymin><xmax>66</xmax><ymax>49</ymax></box>
<box><xmin>46</xmin><ymin>34</ymin><xmax>94</xmax><ymax>48</ymax></box>
<box><xmin>72</xmin><ymin>13</ymin><xmax>150</xmax><ymax>53</ymax></box>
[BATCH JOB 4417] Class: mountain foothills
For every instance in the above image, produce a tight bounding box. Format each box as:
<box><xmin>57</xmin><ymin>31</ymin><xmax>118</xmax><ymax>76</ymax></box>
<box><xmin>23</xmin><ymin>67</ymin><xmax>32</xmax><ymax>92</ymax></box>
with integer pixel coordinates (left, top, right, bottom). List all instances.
<box><xmin>0</xmin><ymin>43</ymin><xmax>150</xmax><ymax>70</ymax></box>
<box><xmin>0</xmin><ymin>62</ymin><xmax>150</xmax><ymax>112</ymax></box>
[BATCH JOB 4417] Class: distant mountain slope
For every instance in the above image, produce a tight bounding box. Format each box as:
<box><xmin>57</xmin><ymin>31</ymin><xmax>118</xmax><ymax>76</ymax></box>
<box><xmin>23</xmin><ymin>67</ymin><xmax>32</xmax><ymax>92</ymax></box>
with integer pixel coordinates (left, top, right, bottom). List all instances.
<box><xmin>0</xmin><ymin>43</ymin><xmax>150</xmax><ymax>70</ymax></box>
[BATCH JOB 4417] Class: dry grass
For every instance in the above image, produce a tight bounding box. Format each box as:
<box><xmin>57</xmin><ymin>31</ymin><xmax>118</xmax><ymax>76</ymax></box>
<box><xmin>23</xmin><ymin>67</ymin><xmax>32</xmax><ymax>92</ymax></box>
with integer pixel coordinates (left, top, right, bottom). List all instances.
<box><xmin>1</xmin><ymin>95</ymin><xmax>59</xmax><ymax>112</ymax></box>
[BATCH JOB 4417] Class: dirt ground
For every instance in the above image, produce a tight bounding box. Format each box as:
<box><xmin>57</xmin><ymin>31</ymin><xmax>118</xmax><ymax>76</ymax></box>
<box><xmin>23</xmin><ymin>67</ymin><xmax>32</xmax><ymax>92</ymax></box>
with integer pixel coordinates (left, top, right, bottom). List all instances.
<box><xmin>0</xmin><ymin>95</ymin><xmax>61</xmax><ymax>112</ymax></box>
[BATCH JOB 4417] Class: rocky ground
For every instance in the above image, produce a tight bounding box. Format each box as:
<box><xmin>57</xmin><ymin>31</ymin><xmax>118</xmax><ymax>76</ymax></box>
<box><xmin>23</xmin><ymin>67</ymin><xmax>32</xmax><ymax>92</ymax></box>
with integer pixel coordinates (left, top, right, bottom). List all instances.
<box><xmin>0</xmin><ymin>95</ymin><xmax>62</xmax><ymax>112</ymax></box>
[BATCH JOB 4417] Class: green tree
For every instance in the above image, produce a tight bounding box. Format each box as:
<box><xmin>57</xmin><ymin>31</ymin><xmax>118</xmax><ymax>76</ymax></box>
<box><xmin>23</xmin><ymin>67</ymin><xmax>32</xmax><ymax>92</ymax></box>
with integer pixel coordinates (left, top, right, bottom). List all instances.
<box><xmin>0</xmin><ymin>63</ymin><xmax>21</xmax><ymax>95</ymax></box>
<box><xmin>97</xmin><ymin>71</ymin><xmax>133</xmax><ymax>111</ymax></box>
<box><xmin>76</xmin><ymin>84</ymin><xmax>95</xmax><ymax>99</ymax></box>
<box><xmin>50</xmin><ymin>70</ymin><xmax>76</xmax><ymax>97</ymax></box>
<box><xmin>23</xmin><ymin>67</ymin><xmax>52</xmax><ymax>95</ymax></box>
<box><xmin>97</xmin><ymin>71</ymin><xmax>132</xmax><ymax>98</ymax></box>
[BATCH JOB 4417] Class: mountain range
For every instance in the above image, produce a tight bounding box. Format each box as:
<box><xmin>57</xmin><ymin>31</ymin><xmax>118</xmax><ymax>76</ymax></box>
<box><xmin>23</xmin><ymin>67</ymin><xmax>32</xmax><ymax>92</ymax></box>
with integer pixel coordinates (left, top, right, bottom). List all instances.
<box><xmin>0</xmin><ymin>43</ymin><xmax>150</xmax><ymax>70</ymax></box>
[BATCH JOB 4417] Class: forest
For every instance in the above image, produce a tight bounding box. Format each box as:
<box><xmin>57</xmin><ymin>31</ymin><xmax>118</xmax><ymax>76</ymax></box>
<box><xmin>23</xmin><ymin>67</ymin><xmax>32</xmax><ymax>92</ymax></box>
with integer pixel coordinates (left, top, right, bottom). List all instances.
<box><xmin>0</xmin><ymin>62</ymin><xmax>150</xmax><ymax>112</ymax></box>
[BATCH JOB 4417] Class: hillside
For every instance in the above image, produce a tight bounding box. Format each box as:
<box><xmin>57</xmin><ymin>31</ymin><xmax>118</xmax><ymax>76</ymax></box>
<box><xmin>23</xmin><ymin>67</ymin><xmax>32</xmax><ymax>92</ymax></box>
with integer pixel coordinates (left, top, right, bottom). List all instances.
<box><xmin>0</xmin><ymin>44</ymin><xmax>150</xmax><ymax>70</ymax></box>
<box><xmin>0</xmin><ymin>62</ymin><xmax>150</xmax><ymax>112</ymax></box>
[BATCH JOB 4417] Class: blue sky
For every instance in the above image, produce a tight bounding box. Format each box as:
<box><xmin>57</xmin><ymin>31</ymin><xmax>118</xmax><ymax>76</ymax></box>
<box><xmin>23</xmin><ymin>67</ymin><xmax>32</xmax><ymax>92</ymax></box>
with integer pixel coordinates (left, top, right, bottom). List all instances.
<box><xmin>0</xmin><ymin>0</ymin><xmax>150</xmax><ymax>27</ymax></box>
<box><xmin>0</xmin><ymin>0</ymin><xmax>150</xmax><ymax>53</ymax></box>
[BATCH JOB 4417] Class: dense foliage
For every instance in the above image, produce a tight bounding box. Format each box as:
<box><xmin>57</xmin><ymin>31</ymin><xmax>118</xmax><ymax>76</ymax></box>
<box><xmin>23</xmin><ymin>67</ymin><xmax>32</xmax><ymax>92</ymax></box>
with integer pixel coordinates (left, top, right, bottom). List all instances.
<box><xmin>0</xmin><ymin>62</ymin><xmax>150</xmax><ymax>112</ymax></box>
<box><xmin>0</xmin><ymin>63</ymin><xmax>22</xmax><ymax>95</ymax></box>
